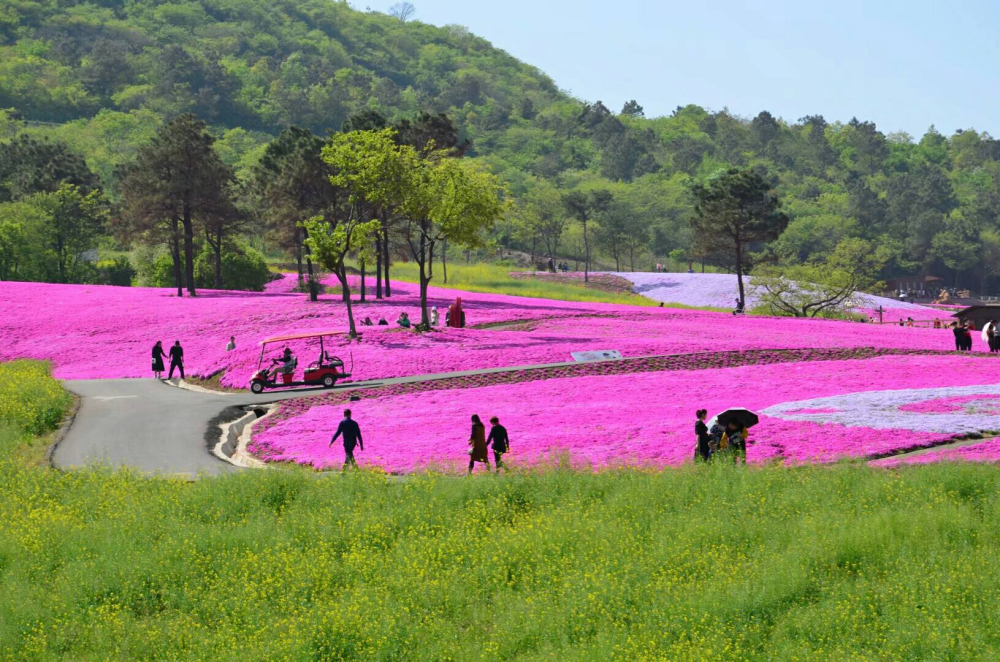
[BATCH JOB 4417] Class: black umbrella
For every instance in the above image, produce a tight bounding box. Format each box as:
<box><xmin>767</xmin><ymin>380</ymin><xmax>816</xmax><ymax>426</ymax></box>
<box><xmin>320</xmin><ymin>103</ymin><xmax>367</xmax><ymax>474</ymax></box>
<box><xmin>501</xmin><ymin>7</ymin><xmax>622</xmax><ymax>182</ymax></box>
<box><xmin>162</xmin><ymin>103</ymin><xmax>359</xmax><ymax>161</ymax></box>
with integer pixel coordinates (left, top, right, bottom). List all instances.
<box><xmin>715</xmin><ymin>408</ymin><xmax>759</xmax><ymax>429</ymax></box>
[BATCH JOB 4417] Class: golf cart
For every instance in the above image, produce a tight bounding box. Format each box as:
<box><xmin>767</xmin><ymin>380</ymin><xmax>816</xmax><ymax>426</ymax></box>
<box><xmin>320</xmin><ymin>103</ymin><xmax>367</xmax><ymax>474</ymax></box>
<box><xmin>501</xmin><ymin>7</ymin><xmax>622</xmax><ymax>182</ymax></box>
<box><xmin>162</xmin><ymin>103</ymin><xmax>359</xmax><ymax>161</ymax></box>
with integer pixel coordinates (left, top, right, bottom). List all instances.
<box><xmin>249</xmin><ymin>331</ymin><xmax>352</xmax><ymax>394</ymax></box>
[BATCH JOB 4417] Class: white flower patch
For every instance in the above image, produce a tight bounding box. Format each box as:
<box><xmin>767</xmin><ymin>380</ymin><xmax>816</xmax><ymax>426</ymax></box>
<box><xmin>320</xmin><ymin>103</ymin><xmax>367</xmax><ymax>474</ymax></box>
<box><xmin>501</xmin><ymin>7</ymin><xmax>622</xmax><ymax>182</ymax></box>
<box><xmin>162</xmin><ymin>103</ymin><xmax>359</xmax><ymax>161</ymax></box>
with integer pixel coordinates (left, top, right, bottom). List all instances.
<box><xmin>763</xmin><ymin>383</ymin><xmax>1000</xmax><ymax>434</ymax></box>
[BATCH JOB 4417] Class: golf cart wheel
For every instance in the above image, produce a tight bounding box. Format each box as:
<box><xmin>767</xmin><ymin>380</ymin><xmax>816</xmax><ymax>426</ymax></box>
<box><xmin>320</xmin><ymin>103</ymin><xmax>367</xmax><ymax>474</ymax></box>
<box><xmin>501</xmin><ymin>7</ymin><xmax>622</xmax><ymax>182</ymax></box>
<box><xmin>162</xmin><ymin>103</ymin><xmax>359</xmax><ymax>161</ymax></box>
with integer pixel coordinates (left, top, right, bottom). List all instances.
<box><xmin>250</xmin><ymin>381</ymin><xmax>265</xmax><ymax>394</ymax></box>
<box><xmin>322</xmin><ymin>375</ymin><xmax>336</xmax><ymax>388</ymax></box>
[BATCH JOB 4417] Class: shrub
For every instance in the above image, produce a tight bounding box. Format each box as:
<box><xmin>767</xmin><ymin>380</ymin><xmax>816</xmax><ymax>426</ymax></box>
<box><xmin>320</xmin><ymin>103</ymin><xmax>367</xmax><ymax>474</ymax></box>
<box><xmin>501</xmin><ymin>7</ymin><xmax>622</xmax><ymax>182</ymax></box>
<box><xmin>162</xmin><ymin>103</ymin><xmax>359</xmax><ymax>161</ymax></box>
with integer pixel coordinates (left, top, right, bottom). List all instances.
<box><xmin>195</xmin><ymin>243</ymin><xmax>270</xmax><ymax>291</ymax></box>
<box><xmin>0</xmin><ymin>360</ymin><xmax>71</xmax><ymax>435</ymax></box>
<box><xmin>131</xmin><ymin>245</ymin><xmax>177</xmax><ymax>288</ymax></box>
<box><xmin>95</xmin><ymin>255</ymin><xmax>136</xmax><ymax>286</ymax></box>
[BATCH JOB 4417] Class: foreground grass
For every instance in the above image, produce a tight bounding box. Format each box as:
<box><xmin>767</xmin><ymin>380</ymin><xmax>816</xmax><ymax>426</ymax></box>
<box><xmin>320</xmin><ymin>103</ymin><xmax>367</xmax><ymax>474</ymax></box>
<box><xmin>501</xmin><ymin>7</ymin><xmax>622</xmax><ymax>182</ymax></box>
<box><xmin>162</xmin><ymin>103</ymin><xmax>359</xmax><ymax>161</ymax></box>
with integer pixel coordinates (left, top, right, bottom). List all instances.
<box><xmin>4</xmin><ymin>456</ymin><xmax>1000</xmax><ymax>659</ymax></box>
<box><xmin>6</xmin><ymin>361</ymin><xmax>1000</xmax><ymax>659</ymax></box>
<box><xmin>382</xmin><ymin>261</ymin><xmax>659</xmax><ymax>307</ymax></box>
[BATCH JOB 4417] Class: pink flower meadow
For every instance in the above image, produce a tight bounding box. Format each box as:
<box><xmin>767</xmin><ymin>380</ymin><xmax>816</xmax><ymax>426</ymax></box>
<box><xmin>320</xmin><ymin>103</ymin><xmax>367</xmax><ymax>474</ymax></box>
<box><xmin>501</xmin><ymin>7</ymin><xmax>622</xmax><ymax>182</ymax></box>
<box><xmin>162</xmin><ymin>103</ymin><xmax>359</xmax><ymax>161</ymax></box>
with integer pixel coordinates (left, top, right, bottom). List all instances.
<box><xmin>0</xmin><ymin>277</ymin><xmax>977</xmax><ymax>389</ymax></box>
<box><xmin>250</xmin><ymin>354</ymin><xmax>1000</xmax><ymax>473</ymax></box>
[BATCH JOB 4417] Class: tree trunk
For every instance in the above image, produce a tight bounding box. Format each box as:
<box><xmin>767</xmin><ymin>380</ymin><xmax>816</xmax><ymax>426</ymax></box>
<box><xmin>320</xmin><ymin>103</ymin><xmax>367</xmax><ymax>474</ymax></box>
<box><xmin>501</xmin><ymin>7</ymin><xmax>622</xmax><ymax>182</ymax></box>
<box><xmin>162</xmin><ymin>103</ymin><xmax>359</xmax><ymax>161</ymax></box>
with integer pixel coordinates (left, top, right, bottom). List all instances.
<box><xmin>582</xmin><ymin>216</ymin><xmax>590</xmax><ymax>283</ymax></box>
<box><xmin>338</xmin><ymin>267</ymin><xmax>357</xmax><ymax>339</ymax></box>
<box><xmin>182</xmin><ymin>206</ymin><xmax>196</xmax><ymax>296</ymax></box>
<box><xmin>418</xmin><ymin>222</ymin><xmax>432</xmax><ymax>329</ymax></box>
<box><xmin>302</xmin><ymin>226</ymin><xmax>318</xmax><ymax>302</ymax></box>
<box><xmin>735</xmin><ymin>243</ymin><xmax>745</xmax><ymax>309</ymax></box>
<box><xmin>382</xmin><ymin>227</ymin><xmax>391</xmax><ymax>298</ymax></box>
<box><xmin>295</xmin><ymin>246</ymin><xmax>303</xmax><ymax>287</ymax></box>
<box><xmin>213</xmin><ymin>227</ymin><xmax>223</xmax><ymax>289</ymax></box>
<box><xmin>442</xmin><ymin>238</ymin><xmax>448</xmax><ymax>284</ymax></box>
<box><xmin>360</xmin><ymin>258</ymin><xmax>366</xmax><ymax>302</ymax></box>
<box><xmin>375</xmin><ymin>235</ymin><xmax>383</xmax><ymax>299</ymax></box>
<box><xmin>171</xmin><ymin>217</ymin><xmax>183</xmax><ymax>297</ymax></box>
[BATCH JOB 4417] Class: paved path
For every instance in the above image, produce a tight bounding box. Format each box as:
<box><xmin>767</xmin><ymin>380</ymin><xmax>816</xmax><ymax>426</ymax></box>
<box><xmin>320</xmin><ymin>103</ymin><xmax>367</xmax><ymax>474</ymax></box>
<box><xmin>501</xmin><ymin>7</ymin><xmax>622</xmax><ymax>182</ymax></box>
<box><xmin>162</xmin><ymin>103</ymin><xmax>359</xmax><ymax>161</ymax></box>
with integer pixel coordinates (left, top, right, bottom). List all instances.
<box><xmin>55</xmin><ymin>359</ymin><xmax>587</xmax><ymax>477</ymax></box>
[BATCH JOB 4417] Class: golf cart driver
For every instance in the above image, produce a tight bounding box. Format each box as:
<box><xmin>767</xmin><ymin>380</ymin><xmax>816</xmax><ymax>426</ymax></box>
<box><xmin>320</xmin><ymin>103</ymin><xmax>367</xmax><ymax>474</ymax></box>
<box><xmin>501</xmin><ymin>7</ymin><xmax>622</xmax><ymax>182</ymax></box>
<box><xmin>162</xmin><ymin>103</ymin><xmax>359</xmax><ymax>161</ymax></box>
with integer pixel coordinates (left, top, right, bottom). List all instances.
<box><xmin>269</xmin><ymin>346</ymin><xmax>297</xmax><ymax>382</ymax></box>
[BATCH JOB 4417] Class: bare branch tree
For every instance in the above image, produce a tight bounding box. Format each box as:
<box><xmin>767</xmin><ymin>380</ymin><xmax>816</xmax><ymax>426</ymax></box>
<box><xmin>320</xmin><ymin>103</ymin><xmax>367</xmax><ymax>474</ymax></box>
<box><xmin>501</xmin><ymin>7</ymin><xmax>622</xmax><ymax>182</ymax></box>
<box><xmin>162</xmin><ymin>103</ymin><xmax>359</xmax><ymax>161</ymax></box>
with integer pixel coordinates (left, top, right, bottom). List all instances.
<box><xmin>388</xmin><ymin>2</ymin><xmax>415</xmax><ymax>21</ymax></box>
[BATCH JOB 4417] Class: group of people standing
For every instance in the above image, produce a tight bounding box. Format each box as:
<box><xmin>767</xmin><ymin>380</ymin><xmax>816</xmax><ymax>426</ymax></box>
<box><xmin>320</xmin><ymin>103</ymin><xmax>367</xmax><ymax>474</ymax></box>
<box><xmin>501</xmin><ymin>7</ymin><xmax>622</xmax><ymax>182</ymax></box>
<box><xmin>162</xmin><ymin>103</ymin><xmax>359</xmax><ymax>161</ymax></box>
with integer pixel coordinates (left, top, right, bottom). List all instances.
<box><xmin>151</xmin><ymin>341</ymin><xmax>185</xmax><ymax>379</ymax></box>
<box><xmin>952</xmin><ymin>321</ymin><xmax>976</xmax><ymax>351</ymax></box>
<box><xmin>694</xmin><ymin>409</ymin><xmax>749</xmax><ymax>464</ymax></box>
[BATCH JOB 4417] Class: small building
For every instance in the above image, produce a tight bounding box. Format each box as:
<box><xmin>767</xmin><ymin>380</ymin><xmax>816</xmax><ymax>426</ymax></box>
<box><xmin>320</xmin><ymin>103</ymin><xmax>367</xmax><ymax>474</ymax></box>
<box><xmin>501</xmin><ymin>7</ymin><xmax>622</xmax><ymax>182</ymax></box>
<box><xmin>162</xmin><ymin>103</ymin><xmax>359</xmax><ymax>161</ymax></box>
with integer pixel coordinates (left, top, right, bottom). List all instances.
<box><xmin>952</xmin><ymin>305</ymin><xmax>1000</xmax><ymax>329</ymax></box>
<box><xmin>886</xmin><ymin>275</ymin><xmax>944</xmax><ymax>296</ymax></box>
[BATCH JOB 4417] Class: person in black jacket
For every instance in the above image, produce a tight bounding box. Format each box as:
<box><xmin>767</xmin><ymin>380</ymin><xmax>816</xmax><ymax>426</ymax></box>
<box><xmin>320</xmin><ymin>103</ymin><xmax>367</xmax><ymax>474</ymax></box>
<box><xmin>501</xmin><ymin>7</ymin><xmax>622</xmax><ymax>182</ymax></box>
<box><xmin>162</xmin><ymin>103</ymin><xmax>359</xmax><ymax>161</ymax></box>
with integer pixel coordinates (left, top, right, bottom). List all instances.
<box><xmin>330</xmin><ymin>409</ymin><xmax>364</xmax><ymax>471</ymax></box>
<box><xmin>168</xmin><ymin>341</ymin><xmax>184</xmax><ymax>379</ymax></box>
<box><xmin>694</xmin><ymin>409</ymin><xmax>711</xmax><ymax>462</ymax></box>
<box><xmin>487</xmin><ymin>416</ymin><xmax>510</xmax><ymax>472</ymax></box>
<box><xmin>151</xmin><ymin>341</ymin><xmax>167</xmax><ymax>379</ymax></box>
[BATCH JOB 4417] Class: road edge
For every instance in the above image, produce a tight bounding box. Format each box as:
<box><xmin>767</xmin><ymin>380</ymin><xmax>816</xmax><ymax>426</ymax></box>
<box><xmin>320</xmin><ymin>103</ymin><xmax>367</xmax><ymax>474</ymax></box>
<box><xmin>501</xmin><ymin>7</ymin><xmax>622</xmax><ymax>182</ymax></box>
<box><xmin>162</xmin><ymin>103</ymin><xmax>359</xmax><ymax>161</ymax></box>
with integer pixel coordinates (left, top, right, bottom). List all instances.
<box><xmin>45</xmin><ymin>393</ymin><xmax>81</xmax><ymax>469</ymax></box>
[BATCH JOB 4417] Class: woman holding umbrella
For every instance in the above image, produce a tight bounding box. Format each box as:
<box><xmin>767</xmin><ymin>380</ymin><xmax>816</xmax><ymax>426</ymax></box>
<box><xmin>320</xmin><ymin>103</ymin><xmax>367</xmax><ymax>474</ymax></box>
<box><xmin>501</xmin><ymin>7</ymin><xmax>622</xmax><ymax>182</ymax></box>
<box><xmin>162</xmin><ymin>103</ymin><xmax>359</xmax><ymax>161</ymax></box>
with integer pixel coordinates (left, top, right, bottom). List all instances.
<box><xmin>715</xmin><ymin>408</ymin><xmax>759</xmax><ymax>464</ymax></box>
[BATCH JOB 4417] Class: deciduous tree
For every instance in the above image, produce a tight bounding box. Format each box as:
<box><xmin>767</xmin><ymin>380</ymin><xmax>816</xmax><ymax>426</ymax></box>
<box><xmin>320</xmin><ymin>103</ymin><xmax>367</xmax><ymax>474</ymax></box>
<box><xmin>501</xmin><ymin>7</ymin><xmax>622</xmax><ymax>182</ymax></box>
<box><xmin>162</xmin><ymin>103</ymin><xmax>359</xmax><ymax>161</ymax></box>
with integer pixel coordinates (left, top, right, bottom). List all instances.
<box><xmin>690</xmin><ymin>168</ymin><xmax>788</xmax><ymax>308</ymax></box>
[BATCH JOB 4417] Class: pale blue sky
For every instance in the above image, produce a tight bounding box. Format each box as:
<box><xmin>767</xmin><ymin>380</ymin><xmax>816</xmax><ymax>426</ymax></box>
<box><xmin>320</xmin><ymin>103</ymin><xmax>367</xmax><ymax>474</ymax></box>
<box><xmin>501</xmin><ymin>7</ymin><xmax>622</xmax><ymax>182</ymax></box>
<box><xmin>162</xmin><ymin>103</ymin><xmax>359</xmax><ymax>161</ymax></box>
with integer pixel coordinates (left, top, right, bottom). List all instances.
<box><xmin>388</xmin><ymin>0</ymin><xmax>1000</xmax><ymax>138</ymax></box>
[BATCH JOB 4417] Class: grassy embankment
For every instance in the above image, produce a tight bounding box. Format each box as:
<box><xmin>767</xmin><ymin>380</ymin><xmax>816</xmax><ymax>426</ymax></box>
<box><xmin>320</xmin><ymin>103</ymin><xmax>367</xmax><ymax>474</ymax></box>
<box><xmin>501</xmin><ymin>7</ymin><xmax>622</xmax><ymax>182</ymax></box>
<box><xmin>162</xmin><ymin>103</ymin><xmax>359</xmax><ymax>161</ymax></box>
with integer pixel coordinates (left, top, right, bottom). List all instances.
<box><xmin>0</xmin><ymin>360</ymin><xmax>73</xmax><ymax>467</ymax></box>
<box><xmin>354</xmin><ymin>261</ymin><xmax>722</xmax><ymax>309</ymax></box>
<box><xmin>5</xmin><ymin>360</ymin><xmax>1000</xmax><ymax>658</ymax></box>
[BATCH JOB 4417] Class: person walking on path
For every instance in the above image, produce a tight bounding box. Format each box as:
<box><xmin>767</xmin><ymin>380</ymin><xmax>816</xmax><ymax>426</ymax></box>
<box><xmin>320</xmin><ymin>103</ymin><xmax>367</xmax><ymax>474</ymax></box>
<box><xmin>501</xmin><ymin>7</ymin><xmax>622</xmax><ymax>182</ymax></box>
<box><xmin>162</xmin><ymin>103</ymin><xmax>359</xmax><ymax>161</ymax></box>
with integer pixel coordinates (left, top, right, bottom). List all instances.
<box><xmin>151</xmin><ymin>341</ymin><xmax>166</xmax><ymax>379</ymax></box>
<box><xmin>468</xmin><ymin>414</ymin><xmax>490</xmax><ymax>475</ymax></box>
<box><xmin>330</xmin><ymin>409</ymin><xmax>363</xmax><ymax>471</ymax></box>
<box><xmin>487</xmin><ymin>416</ymin><xmax>510</xmax><ymax>472</ymax></box>
<box><xmin>168</xmin><ymin>341</ymin><xmax>185</xmax><ymax>379</ymax></box>
<box><xmin>694</xmin><ymin>409</ymin><xmax>711</xmax><ymax>462</ymax></box>
<box><xmin>226</xmin><ymin>336</ymin><xmax>236</xmax><ymax>352</ymax></box>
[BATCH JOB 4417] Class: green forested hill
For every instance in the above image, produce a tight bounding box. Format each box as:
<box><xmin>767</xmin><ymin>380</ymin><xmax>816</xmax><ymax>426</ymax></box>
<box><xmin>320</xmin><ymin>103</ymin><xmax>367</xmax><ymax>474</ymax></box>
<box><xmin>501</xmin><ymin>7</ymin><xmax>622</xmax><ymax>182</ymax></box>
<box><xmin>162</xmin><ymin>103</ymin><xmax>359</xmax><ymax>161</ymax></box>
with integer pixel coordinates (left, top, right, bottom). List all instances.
<box><xmin>4</xmin><ymin>0</ymin><xmax>1000</xmax><ymax>290</ymax></box>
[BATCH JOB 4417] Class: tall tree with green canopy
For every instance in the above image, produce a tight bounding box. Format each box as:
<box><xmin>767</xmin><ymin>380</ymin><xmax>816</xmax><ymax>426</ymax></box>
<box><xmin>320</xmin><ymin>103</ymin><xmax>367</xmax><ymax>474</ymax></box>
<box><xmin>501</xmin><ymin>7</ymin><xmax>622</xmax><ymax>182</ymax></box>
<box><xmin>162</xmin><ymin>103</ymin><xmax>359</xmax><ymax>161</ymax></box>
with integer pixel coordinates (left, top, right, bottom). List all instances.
<box><xmin>303</xmin><ymin>217</ymin><xmax>381</xmax><ymax>339</ymax></box>
<box><xmin>690</xmin><ymin>168</ymin><xmax>788</xmax><ymax>309</ymax></box>
<box><xmin>120</xmin><ymin>114</ymin><xmax>235</xmax><ymax>296</ymax></box>
<box><xmin>403</xmin><ymin>157</ymin><xmax>508</xmax><ymax>328</ymax></box>
<box><xmin>563</xmin><ymin>189</ymin><xmax>612</xmax><ymax>282</ymax></box>
<box><xmin>254</xmin><ymin>126</ymin><xmax>338</xmax><ymax>301</ymax></box>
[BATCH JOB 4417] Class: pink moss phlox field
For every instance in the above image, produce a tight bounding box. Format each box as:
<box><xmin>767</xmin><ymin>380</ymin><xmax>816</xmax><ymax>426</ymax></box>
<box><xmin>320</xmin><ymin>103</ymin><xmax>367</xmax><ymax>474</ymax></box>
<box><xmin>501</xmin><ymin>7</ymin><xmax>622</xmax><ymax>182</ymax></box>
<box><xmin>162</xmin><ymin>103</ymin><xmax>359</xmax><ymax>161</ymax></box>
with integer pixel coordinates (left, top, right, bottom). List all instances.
<box><xmin>1</xmin><ymin>278</ymin><xmax>983</xmax><ymax>388</ymax></box>
<box><xmin>873</xmin><ymin>438</ymin><xmax>1000</xmax><ymax>466</ymax></box>
<box><xmin>250</xmin><ymin>354</ymin><xmax>997</xmax><ymax>473</ymax></box>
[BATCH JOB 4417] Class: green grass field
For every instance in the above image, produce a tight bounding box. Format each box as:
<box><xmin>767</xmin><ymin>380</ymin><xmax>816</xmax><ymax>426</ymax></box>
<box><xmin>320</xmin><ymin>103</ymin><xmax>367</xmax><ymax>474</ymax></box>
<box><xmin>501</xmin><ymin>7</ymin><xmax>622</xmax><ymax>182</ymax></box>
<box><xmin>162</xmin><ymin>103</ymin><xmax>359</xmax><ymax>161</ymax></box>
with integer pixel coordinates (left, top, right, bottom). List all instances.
<box><xmin>6</xmin><ymin>362</ymin><xmax>1000</xmax><ymax>659</ymax></box>
<box><xmin>368</xmin><ymin>261</ymin><xmax>661</xmax><ymax>307</ymax></box>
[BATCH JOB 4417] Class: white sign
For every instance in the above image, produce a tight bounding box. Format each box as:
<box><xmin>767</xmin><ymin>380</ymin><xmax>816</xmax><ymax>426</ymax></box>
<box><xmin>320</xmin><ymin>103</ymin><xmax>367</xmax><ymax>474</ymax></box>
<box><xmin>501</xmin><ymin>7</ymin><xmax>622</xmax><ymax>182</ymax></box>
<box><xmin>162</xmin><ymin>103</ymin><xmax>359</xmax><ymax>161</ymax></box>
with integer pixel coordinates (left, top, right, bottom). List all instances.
<box><xmin>571</xmin><ymin>350</ymin><xmax>623</xmax><ymax>363</ymax></box>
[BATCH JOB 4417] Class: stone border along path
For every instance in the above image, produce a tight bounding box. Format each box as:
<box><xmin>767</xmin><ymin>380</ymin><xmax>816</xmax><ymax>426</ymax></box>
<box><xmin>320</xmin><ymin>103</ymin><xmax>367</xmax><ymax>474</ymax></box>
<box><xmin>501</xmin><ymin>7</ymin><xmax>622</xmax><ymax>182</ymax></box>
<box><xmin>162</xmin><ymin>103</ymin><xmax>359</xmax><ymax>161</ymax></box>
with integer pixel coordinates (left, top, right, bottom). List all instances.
<box><xmin>248</xmin><ymin>347</ymin><xmax>1000</xmax><ymax>466</ymax></box>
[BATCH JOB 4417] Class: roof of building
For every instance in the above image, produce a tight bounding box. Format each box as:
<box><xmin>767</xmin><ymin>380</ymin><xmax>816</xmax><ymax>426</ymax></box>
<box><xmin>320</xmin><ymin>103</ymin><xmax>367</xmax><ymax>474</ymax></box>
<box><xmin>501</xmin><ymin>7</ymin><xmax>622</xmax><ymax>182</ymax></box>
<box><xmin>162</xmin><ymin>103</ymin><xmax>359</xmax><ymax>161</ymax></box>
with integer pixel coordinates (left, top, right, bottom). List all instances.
<box><xmin>951</xmin><ymin>305</ymin><xmax>1000</xmax><ymax>317</ymax></box>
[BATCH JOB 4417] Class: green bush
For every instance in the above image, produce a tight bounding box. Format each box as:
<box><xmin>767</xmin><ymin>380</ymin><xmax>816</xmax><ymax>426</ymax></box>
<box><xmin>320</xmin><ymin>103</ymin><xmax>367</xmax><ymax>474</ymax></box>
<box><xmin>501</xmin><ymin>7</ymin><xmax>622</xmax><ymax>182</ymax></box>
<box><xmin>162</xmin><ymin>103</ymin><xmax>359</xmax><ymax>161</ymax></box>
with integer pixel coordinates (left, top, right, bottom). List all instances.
<box><xmin>131</xmin><ymin>243</ymin><xmax>269</xmax><ymax>291</ymax></box>
<box><xmin>195</xmin><ymin>243</ymin><xmax>269</xmax><ymax>291</ymax></box>
<box><xmin>131</xmin><ymin>245</ymin><xmax>177</xmax><ymax>288</ymax></box>
<box><xmin>95</xmin><ymin>255</ymin><xmax>136</xmax><ymax>286</ymax></box>
<box><xmin>0</xmin><ymin>360</ymin><xmax>71</xmax><ymax>435</ymax></box>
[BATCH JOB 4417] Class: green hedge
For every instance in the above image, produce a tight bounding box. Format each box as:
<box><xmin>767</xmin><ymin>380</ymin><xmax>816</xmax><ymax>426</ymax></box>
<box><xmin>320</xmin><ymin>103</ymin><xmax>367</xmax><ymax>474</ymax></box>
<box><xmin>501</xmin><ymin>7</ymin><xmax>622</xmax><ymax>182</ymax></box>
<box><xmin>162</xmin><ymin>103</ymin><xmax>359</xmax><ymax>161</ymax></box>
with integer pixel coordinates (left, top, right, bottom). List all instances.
<box><xmin>0</xmin><ymin>360</ymin><xmax>72</xmax><ymax>435</ymax></box>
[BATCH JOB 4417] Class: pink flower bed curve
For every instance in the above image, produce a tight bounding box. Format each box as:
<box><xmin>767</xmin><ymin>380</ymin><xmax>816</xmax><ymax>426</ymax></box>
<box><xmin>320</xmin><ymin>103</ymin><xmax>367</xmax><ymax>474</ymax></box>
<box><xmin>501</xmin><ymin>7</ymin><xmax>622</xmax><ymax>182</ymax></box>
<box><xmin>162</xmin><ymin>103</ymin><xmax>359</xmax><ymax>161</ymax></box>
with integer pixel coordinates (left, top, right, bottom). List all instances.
<box><xmin>250</xmin><ymin>354</ymin><xmax>998</xmax><ymax>473</ymax></box>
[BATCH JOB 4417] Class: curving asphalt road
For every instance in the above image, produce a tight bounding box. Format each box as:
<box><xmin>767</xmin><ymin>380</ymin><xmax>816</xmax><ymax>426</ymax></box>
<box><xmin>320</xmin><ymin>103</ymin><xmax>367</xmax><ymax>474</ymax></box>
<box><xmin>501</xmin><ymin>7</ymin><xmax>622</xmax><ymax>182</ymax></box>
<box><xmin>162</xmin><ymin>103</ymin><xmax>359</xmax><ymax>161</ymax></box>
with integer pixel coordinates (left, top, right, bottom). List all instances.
<box><xmin>55</xmin><ymin>359</ymin><xmax>583</xmax><ymax>477</ymax></box>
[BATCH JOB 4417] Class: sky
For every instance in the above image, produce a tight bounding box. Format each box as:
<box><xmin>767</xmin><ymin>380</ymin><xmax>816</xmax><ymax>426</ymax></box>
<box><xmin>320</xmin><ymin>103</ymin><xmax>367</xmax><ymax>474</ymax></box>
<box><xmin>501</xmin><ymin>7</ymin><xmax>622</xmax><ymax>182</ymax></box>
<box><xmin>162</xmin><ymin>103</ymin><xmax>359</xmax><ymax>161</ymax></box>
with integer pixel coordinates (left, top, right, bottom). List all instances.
<box><xmin>388</xmin><ymin>0</ymin><xmax>1000</xmax><ymax>138</ymax></box>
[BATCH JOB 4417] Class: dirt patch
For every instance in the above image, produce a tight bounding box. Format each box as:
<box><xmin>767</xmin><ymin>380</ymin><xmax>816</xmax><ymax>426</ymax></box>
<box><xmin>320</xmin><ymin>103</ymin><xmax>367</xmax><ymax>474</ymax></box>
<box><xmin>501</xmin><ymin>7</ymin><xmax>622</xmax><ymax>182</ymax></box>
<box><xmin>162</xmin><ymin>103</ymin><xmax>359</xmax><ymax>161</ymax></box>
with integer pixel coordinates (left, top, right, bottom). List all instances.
<box><xmin>509</xmin><ymin>272</ymin><xmax>637</xmax><ymax>295</ymax></box>
<box><xmin>188</xmin><ymin>371</ymin><xmax>244</xmax><ymax>393</ymax></box>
